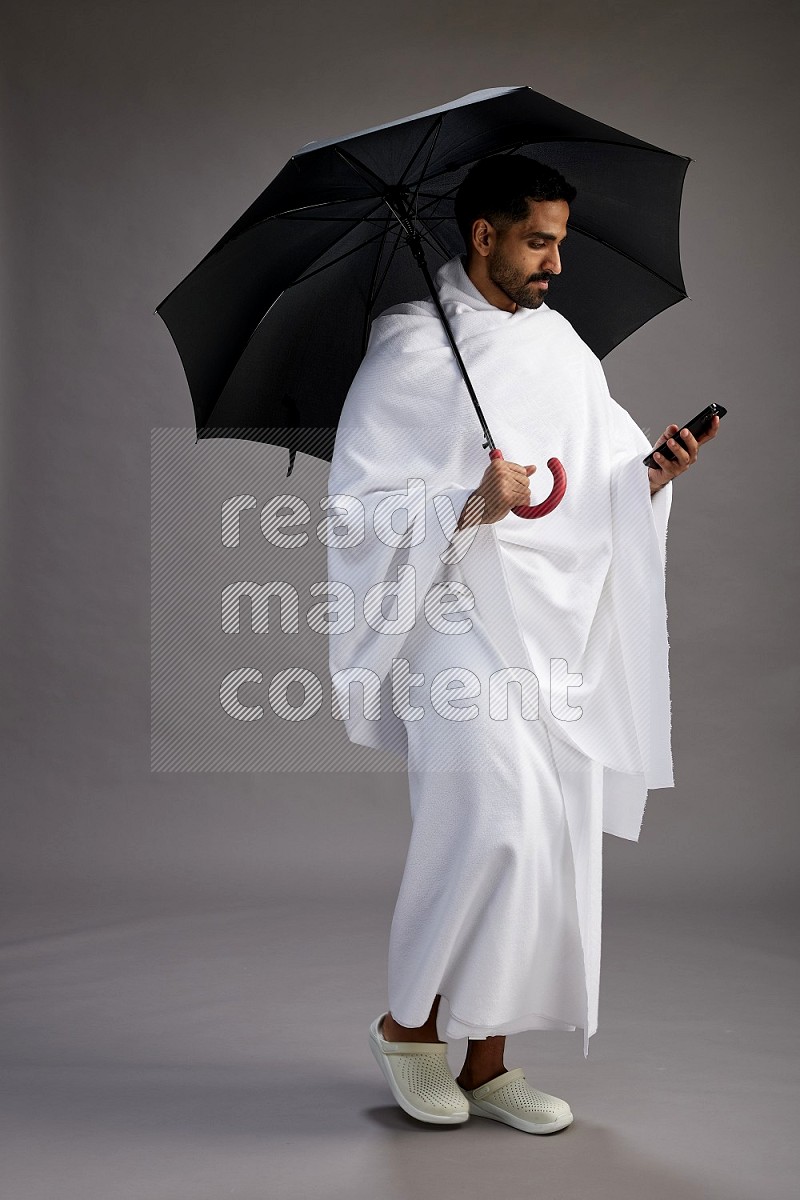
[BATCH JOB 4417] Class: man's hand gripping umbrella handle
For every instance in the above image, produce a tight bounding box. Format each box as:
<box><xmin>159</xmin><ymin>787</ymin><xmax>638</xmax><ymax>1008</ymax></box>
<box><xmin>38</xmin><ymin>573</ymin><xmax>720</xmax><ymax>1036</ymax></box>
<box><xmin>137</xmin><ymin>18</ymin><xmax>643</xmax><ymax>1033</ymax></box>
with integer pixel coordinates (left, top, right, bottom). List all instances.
<box><xmin>488</xmin><ymin>448</ymin><xmax>568</xmax><ymax>519</ymax></box>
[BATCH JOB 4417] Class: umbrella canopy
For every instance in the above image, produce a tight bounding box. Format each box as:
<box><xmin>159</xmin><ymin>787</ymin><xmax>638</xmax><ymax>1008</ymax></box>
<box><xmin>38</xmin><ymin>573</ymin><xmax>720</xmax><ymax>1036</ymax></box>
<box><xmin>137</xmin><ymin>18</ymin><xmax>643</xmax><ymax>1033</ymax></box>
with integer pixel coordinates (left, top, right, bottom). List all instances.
<box><xmin>155</xmin><ymin>85</ymin><xmax>690</xmax><ymax>470</ymax></box>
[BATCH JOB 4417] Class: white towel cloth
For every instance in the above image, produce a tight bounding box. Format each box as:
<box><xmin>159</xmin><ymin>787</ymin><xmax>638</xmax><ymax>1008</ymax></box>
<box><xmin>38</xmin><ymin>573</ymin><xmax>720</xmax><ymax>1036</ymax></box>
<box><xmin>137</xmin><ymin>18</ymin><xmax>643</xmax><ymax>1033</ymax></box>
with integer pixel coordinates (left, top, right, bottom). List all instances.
<box><xmin>326</xmin><ymin>253</ymin><xmax>674</xmax><ymax>1053</ymax></box>
<box><xmin>389</xmin><ymin>684</ymin><xmax>605</xmax><ymax>1052</ymax></box>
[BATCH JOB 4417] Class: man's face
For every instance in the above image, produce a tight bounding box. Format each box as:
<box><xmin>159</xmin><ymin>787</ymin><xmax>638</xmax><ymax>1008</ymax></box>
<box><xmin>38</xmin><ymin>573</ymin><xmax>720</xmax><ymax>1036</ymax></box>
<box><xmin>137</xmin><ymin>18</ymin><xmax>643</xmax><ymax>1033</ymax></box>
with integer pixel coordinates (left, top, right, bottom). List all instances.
<box><xmin>484</xmin><ymin>199</ymin><xmax>569</xmax><ymax>310</ymax></box>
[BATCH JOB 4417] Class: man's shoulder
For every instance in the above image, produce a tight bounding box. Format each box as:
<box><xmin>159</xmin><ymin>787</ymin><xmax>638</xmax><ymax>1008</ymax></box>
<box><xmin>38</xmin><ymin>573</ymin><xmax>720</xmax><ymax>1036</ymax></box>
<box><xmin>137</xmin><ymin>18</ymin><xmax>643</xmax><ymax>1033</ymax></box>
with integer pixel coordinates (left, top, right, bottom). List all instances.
<box><xmin>544</xmin><ymin>306</ymin><xmax>595</xmax><ymax>351</ymax></box>
<box><xmin>362</xmin><ymin>297</ymin><xmax>599</xmax><ymax>365</ymax></box>
<box><xmin>365</xmin><ymin>298</ymin><xmax>443</xmax><ymax>356</ymax></box>
<box><xmin>377</xmin><ymin>297</ymin><xmax>436</xmax><ymax>320</ymax></box>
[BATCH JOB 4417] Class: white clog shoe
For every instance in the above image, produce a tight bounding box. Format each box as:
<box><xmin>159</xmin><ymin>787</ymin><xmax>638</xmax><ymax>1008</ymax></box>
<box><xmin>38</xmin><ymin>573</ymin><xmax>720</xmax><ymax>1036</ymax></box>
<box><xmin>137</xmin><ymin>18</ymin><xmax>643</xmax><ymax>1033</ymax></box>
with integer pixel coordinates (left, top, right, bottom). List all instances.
<box><xmin>368</xmin><ymin>1013</ymin><xmax>470</xmax><ymax>1124</ymax></box>
<box><xmin>459</xmin><ymin>1067</ymin><xmax>574</xmax><ymax>1134</ymax></box>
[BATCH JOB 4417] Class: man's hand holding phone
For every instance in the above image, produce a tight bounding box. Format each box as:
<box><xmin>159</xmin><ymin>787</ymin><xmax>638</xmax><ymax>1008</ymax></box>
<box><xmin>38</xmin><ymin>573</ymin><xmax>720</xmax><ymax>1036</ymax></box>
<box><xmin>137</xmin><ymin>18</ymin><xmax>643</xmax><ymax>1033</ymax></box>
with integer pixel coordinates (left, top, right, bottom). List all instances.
<box><xmin>645</xmin><ymin>403</ymin><xmax>725</xmax><ymax>495</ymax></box>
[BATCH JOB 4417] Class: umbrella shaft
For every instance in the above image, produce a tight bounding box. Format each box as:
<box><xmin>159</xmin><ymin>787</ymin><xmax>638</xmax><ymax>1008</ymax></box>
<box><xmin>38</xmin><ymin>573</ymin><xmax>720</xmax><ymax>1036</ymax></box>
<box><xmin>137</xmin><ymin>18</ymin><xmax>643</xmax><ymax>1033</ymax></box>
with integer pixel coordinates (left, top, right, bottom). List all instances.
<box><xmin>385</xmin><ymin>193</ymin><xmax>496</xmax><ymax>451</ymax></box>
<box><xmin>406</xmin><ymin>234</ymin><xmax>496</xmax><ymax>451</ymax></box>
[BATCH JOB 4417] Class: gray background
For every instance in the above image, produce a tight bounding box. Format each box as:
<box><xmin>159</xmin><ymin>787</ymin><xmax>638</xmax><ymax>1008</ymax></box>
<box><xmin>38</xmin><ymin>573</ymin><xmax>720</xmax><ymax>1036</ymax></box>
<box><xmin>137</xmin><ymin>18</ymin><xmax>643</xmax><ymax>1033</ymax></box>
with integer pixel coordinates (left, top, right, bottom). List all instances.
<box><xmin>2</xmin><ymin>2</ymin><xmax>798</xmax><ymax>1198</ymax></box>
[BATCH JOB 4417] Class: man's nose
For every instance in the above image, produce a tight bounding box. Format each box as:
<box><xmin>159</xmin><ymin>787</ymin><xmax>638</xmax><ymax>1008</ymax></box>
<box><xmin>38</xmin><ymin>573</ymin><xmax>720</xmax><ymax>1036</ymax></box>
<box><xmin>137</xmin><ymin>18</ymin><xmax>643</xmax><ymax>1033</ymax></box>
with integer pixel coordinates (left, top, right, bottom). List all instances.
<box><xmin>545</xmin><ymin>249</ymin><xmax>562</xmax><ymax>275</ymax></box>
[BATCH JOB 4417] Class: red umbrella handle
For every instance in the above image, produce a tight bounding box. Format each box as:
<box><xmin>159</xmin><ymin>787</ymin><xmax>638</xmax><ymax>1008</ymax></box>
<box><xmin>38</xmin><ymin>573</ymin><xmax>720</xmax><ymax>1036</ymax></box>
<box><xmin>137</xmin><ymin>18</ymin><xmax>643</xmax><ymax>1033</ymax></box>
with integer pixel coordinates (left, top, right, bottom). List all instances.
<box><xmin>489</xmin><ymin>448</ymin><xmax>567</xmax><ymax>518</ymax></box>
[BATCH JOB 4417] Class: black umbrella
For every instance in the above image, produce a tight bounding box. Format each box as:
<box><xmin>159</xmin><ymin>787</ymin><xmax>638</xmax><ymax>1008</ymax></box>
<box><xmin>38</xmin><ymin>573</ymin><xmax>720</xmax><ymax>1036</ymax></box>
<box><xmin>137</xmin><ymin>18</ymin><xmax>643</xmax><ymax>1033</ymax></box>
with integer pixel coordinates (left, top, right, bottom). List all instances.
<box><xmin>155</xmin><ymin>85</ymin><xmax>690</xmax><ymax>518</ymax></box>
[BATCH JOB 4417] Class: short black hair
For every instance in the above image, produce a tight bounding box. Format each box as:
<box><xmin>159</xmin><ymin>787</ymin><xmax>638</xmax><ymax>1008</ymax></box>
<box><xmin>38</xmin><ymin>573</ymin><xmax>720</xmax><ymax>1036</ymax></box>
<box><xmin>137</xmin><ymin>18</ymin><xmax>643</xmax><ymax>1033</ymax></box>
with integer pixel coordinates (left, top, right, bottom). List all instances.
<box><xmin>453</xmin><ymin>154</ymin><xmax>577</xmax><ymax>253</ymax></box>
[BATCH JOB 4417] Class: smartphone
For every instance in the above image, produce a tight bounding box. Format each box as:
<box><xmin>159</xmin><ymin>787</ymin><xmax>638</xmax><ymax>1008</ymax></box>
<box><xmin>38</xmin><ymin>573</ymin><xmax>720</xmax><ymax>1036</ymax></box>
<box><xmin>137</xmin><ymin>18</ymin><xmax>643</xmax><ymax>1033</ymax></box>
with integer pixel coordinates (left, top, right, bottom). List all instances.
<box><xmin>643</xmin><ymin>403</ymin><xmax>727</xmax><ymax>470</ymax></box>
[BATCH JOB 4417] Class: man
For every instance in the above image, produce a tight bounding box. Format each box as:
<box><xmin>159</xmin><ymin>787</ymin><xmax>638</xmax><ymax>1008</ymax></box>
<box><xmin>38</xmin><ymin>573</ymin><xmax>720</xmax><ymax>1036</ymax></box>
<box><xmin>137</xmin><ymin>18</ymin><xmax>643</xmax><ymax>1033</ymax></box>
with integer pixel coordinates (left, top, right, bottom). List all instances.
<box><xmin>326</xmin><ymin>155</ymin><xmax>719</xmax><ymax>1133</ymax></box>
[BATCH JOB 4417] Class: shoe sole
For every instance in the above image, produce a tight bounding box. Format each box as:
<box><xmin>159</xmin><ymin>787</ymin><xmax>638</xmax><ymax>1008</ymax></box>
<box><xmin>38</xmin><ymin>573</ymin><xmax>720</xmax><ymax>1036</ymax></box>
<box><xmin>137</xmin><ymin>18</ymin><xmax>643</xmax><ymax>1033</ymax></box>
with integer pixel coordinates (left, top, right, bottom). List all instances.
<box><xmin>467</xmin><ymin>1098</ymin><xmax>574</xmax><ymax>1134</ymax></box>
<box><xmin>368</xmin><ymin>1024</ymin><xmax>469</xmax><ymax>1125</ymax></box>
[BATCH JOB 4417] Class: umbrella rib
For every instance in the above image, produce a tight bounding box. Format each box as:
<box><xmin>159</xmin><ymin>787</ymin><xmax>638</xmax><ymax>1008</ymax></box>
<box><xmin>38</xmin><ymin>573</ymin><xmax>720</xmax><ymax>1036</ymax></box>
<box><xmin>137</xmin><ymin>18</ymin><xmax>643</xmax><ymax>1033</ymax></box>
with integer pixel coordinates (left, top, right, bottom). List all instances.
<box><xmin>257</xmin><ymin>193</ymin><xmax>377</xmax><ymax>219</ymax></box>
<box><xmin>566</xmin><ymin>218</ymin><xmax>687</xmax><ymax>293</ymax></box>
<box><xmin>268</xmin><ymin>212</ymin><xmax>378</xmax><ymax>221</ymax></box>
<box><xmin>288</xmin><ymin>224</ymin><xmax>391</xmax><ymax>287</ymax></box>
<box><xmin>391</xmin><ymin>116</ymin><xmax>445</xmax><ymax>225</ymax></box>
<box><xmin>369</xmin><ymin>223</ymin><xmax>408</xmax><ymax>310</ymax></box>
<box><xmin>415</xmin><ymin>186</ymin><xmax>463</xmax><ymax>204</ymax></box>
<box><xmin>415</xmin><ymin>190</ymin><xmax>456</xmax><ymax>204</ymax></box>
<box><xmin>363</xmin><ymin>221</ymin><xmax>393</xmax><ymax>354</ymax></box>
<box><xmin>154</xmin><ymin>197</ymin><xmax>383</xmax><ymax>311</ymax></box>
<box><xmin>407</xmin><ymin>146</ymin><xmax>526</xmax><ymax>207</ymax></box>
<box><xmin>406</xmin><ymin>142</ymin><xmax>527</xmax><ymax>196</ymax></box>
<box><xmin>413</xmin><ymin>199</ymin><xmax>458</xmax><ymax>225</ymax></box>
<box><xmin>273</xmin><ymin>199</ymin><xmax>445</xmax><ymax>296</ymax></box>
<box><xmin>411</xmin><ymin>126</ymin><xmax>444</xmax><ymax>224</ymax></box>
<box><xmin>397</xmin><ymin>115</ymin><xmax>443</xmax><ymax>188</ymax></box>
<box><xmin>270</xmin><ymin>196</ymin><xmax>385</xmax><ymax>228</ymax></box>
<box><xmin>415</xmin><ymin>136</ymin><xmax>686</xmax><ymax>192</ymax></box>
<box><xmin>333</xmin><ymin>145</ymin><xmax>389</xmax><ymax>197</ymax></box>
<box><xmin>273</xmin><ymin>195</ymin><xmax>391</xmax><ymax>286</ymax></box>
<box><xmin>278</xmin><ymin>214</ymin><xmax>394</xmax><ymax>221</ymax></box>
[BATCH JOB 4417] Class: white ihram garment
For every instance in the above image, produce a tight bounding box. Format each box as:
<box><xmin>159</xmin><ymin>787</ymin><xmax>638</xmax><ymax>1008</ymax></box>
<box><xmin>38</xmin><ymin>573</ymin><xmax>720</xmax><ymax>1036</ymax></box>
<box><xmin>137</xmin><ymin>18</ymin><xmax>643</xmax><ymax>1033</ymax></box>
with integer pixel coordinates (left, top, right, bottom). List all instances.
<box><xmin>326</xmin><ymin>254</ymin><xmax>674</xmax><ymax>1056</ymax></box>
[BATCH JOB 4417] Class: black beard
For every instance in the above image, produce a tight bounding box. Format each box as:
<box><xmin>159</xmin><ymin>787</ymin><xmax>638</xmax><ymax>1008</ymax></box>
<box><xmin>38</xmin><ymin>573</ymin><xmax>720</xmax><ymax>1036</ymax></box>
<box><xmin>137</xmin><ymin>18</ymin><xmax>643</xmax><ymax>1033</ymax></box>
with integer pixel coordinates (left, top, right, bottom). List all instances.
<box><xmin>488</xmin><ymin>252</ymin><xmax>549</xmax><ymax>309</ymax></box>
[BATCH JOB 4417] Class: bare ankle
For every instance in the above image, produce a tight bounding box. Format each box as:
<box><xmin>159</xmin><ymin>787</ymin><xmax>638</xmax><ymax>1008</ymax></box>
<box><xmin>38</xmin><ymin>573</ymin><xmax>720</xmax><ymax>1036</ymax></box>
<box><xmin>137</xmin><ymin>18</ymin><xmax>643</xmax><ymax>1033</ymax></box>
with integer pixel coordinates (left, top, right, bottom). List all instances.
<box><xmin>456</xmin><ymin>1065</ymin><xmax>507</xmax><ymax>1090</ymax></box>
<box><xmin>383</xmin><ymin>1011</ymin><xmax>443</xmax><ymax>1043</ymax></box>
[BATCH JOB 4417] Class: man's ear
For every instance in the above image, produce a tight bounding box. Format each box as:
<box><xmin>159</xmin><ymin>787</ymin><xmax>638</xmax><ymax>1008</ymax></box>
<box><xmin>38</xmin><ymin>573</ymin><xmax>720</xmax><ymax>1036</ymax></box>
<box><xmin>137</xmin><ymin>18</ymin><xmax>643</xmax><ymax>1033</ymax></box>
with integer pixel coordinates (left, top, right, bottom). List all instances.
<box><xmin>471</xmin><ymin>218</ymin><xmax>493</xmax><ymax>258</ymax></box>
